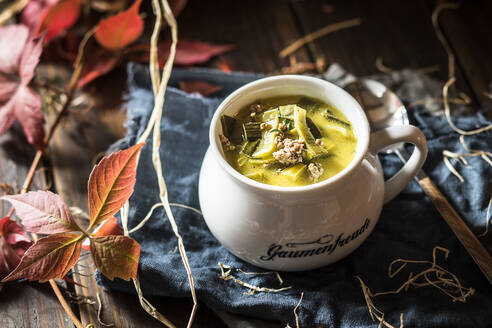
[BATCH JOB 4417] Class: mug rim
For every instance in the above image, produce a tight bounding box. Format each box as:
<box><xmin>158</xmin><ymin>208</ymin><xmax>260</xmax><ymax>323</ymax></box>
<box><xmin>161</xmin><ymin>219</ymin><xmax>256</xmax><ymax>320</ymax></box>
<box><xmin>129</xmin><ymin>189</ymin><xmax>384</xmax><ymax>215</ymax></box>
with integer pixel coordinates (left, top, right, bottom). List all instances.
<box><xmin>208</xmin><ymin>75</ymin><xmax>370</xmax><ymax>193</ymax></box>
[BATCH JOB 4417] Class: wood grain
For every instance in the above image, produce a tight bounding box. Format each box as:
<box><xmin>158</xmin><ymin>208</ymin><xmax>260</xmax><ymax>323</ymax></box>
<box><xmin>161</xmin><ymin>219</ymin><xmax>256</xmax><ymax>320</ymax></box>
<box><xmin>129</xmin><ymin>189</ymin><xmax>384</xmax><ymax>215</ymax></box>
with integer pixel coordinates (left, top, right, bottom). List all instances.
<box><xmin>178</xmin><ymin>0</ymin><xmax>311</xmax><ymax>72</ymax></box>
<box><xmin>290</xmin><ymin>0</ymin><xmax>475</xmax><ymax>97</ymax></box>
<box><xmin>0</xmin><ymin>129</ymin><xmax>72</xmax><ymax>328</ymax></box>
<box><xmin>3</xmin><ymin>1</ymin><xmax>491</xmax><ymax>326</ymax></box>
<box><xmin>428</xmin><ymin>0</ymin><xmax>492</xmax><ymax>117</ymax></box>
<box><xmin>418</xmin><ymin>177</ymin><xmax>492</xmax><ymax>284</ymax></box>
<box><xmin>49</xmin><ymin>68</ymin><xmax>228</xmax><ymax>327</ymax></box>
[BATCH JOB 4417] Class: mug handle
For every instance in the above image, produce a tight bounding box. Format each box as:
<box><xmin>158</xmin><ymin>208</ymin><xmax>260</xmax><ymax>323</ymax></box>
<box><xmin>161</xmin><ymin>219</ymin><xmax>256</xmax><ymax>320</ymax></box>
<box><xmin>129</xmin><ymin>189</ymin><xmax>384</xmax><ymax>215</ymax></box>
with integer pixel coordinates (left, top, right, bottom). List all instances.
<box><xmin>369</xmin><ymin>125</ymin><xmax>428</xmax><ymax>204</ymax></box>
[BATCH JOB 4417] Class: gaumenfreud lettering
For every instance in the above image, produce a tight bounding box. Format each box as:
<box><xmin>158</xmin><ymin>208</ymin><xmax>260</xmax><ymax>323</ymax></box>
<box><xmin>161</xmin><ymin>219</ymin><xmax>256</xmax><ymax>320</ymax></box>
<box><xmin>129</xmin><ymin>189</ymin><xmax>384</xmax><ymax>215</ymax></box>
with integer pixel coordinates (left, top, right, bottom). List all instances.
<box><xmin>259</xmin><ymin>218</ymin><xmax>371</xmax><ymax>261</ymax></box>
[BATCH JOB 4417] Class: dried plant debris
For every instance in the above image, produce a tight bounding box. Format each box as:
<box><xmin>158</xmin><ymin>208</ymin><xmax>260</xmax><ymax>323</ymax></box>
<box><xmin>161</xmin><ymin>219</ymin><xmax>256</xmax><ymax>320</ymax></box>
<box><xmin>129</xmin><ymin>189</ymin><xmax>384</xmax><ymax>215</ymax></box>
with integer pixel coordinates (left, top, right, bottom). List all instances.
<box><xmin>358</xmin><ymin>247</ymin><xmax>474</xmax><ymax>328</ymax></box>
<box><xmin>218</xmin><ymin>262</ymin><xmax>292</xmax><ymax>295</ymax></box>
<box><xmin>431</xmin><ymin>3</ymin><xmax>492</xmax><ymax>241</ymax></box>
<box><xmin>442</xmin><ymin>135</ymin><xmax>492</xmax><ymax>183</ymax></box>
<box><xmin>431</xmin><ymin>3</ymin><xmax>492</xmax><ymax>137</ymax></box>
<box><xmin>279</xmin><ymin>18</ymin><xmax>361</xmax><ymax>58</ymax></box>
<box><xmin>290</xmin><ymin>292</ymin><xmax>304</xmax><ymax>328</ymax></box>
<box><xmin>441</xmin><ymin>135</ymin><xmax>491</xmax><ymax>237</ymax></box>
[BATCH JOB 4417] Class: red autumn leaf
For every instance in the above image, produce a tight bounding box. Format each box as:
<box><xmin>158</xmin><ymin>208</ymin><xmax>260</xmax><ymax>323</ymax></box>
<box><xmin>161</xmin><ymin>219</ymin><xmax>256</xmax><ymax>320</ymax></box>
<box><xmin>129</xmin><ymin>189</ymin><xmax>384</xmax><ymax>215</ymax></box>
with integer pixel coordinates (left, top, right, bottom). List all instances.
<box><xmin>90</xmin><ymin>235</ymin><xmax>140</xmax><ymax>280</ymax></box>
<box><xmin>21</xmin><ymin>0</ymin><xmax>59</xmax><ymax>32</ymax></box>
<box><xmin>216</xmin><ymin>56</ymin><xmax>232</xmax><ymax>73</ymax></box>
<box><xmin>63</xmin><ymin>275</ymin><xmax>85</xmax><ymax>288</ymax></box>
<box><xmin>77</xmin><ymin>48</ymin><xmax>119</xmax><ymax>88</ymax></box>
<box><xmin>37</xmin><ymin>0</ymin><xmax>82</xmax><ymax>43</ymax></box>
<box><xmin>88</xmin><ymin>143</ymin><xmax>144</xmax><ymax>229</ymax></box>
<box><xmin>2</xmin><ymin>233</ymin><xmax>81</xmax><ymax>283</ymax></box>
<box><xmin>0</xmin><ymin>216</ymin><xmax>32</xmax><ymax>287</ymax></box>
<box><xmin>178</xmin><ymin>80</ymin><xmax>222</xmax><ymax>97</ymax></box>
<box><xmin>1</xmin><ymin>191</ymin><xmax>77</xmax><ymax>234</ymax></box>
<box><xmin>159</xmin><ymin>40</ymin><xmax>235</xmax><ymax>66</ymax></box>
<box><xmin>0</xmin><ymin>25</ymin><xmax>45</xmax><ymax>149</ymax></box>
<box><xmin>0</xmin><ymin>256</ymin><xmax>6</xmax><ymax>291</ymax></box>
<box><xmin>322</xmin><ymin>4</ymin><xmax>335</xmax><ymax>14</ymax></box>
<box><xmin>128</xmin><ymin>40</ymin><xmax>235</xmax><ymax>67</ymax></box>
<box><xmin>82</xmin><ymin>217</ymin><xmax>122</xmax><ymax>251</ymax></box>
<box><xmin>95</xmin><ymin>0</ymin><xmax>144</xmax><ymax>52</ymax></box>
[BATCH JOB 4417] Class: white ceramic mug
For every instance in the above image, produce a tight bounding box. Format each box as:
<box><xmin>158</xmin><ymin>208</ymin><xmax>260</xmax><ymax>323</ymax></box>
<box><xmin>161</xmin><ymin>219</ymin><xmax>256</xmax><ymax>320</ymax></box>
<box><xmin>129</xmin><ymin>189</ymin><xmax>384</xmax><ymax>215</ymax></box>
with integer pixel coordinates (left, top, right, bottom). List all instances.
<box><xmin>199</xmin><ymin>75</ymin><xmax>427</xmax><ymax>271</ymax></box>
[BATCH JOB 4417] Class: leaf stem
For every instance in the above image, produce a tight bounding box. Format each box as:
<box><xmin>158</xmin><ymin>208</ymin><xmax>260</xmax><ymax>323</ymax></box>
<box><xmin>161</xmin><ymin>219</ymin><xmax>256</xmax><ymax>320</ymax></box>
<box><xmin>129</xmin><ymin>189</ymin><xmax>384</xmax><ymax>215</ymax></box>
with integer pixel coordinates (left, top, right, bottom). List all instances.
<box><xmin>12</xmin><ymin>30</ymin><xmax>95</xmax><ymax>328</ymax></box>
<box><xmin>0</xmin><ymin>0</ymin><xmax>29</xmax><ymax>25</ymax></box>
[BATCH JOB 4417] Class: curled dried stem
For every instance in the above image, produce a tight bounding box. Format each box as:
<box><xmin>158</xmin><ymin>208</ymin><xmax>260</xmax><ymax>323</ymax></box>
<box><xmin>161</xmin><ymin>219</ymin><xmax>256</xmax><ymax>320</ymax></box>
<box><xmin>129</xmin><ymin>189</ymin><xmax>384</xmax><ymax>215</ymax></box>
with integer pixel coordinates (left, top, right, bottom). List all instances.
<box><xmin>96</xmin><ymin>293</ymin><xmax>113</xmax><ymax>327</ymax></box>
<box><xmin>431</xmin><ymin>4</ymin><xmax>492</xmax><ymax>136</ymax></box>
<box><xmin>128</xmin><ymin>202</ymin><xmax>163</xmax><ymax>234</ymax></box>
<box><xmin>293</xmin><ymin>292</ymin><xmax>304</xmax><ymax>328</ymax></box>
<box><xmin>218</xmin><ymin>262</ymin><xmax>292</xmax><ymax>295</ymax></box>
<box><xmin>279</xmin><ymin>18</ymin><xmax>361</xmax><ymax>58</ymax></box>
<box><xmin>120</xmin><ymin>0</ymin><xmax>196</xmax><ymax>326</ymax></box>
<box><xmin>12</xmin><ymin>28</ymin><xmax>95</xmax><ymax>328</ymax></box>
<box><xmin>443</xmin><ymin>78</ymin><xmax>492</xmax><ymax>136</ymax></box>
<box><xmin>0</xmin><ymin>0</ymin><xmax>29</xmax><ymax>25</ymax></box>
<box><xmin>358</xmin><ymin>247</ymin><xmax>473</xmax><ymax>327</ymax></box>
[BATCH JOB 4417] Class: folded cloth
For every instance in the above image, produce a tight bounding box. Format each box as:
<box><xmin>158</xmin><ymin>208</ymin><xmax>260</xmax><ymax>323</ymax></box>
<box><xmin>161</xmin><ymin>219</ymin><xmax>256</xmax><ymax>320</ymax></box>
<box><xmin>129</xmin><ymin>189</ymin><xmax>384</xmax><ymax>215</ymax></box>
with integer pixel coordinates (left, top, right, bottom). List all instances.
<box><xmin>97</xmin><ymin>63</ymin><xmax>492</xmax><ymax>327</ymax></box>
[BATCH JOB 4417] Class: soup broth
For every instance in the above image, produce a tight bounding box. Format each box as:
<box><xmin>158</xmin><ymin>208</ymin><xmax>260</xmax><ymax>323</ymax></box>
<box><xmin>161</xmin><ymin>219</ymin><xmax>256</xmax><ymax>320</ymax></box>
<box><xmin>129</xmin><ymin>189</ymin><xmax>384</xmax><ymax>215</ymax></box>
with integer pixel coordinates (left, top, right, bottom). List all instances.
<box><xmin>220</xmin><ymin>96</ymin><xmax>357</xmax><ymax>187</ymax></box>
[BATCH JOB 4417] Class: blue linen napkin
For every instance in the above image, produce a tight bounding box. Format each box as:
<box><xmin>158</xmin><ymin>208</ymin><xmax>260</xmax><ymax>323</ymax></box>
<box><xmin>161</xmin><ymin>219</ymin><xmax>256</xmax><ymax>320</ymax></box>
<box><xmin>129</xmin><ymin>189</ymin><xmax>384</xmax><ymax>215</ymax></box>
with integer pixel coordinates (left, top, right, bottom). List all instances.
<box><xmin>97</xmin><ymin>63</ymin><xmax>492</xmax><ymax>327</ymax></box>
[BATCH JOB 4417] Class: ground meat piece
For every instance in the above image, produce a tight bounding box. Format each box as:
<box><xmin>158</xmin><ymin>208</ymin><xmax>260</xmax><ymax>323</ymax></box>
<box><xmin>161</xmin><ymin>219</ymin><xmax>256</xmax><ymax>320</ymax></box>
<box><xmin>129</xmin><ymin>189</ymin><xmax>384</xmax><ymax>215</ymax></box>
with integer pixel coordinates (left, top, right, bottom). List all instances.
<box><xmin>219</xmin><ymin>134</ymin><xmax>235</xmax><ymax>151</ymax></box>
<box><xmin>308</xmin><ymin>162</ymin><xmax>324</xmax><ymax>181</ymax></box>
<box><xmin>249</xmin><ymin>103</ymin><xmax>264</xmax><ymax>113</ymax></box>
<box><xmin>273</xmin><ymin>138</ymin><xmax>305</xmax><ymax>164</ymax></box>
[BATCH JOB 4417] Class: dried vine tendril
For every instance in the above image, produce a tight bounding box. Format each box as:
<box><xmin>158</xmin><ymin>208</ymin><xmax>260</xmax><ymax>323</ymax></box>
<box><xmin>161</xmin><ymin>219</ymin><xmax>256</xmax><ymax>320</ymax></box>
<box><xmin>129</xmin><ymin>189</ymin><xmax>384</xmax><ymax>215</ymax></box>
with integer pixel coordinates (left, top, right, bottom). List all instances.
<box><xmin>431</xmin><ymin>3</ymin><xmax>492</xmax><ymax>237</ymax></box>
<box><xmin>218</xmin><ymin>262</ymin><xmax>292</xmax><ymax>295</ymax></box>
<box><xmin>118</xmin><ymin>0</ymin><xmax>195</xmax><ymax>327</ymax></box>
<box><xmin>358</xmin><ymin>246</ymin><xmax>474</xmax><ymax>328</ymax></box>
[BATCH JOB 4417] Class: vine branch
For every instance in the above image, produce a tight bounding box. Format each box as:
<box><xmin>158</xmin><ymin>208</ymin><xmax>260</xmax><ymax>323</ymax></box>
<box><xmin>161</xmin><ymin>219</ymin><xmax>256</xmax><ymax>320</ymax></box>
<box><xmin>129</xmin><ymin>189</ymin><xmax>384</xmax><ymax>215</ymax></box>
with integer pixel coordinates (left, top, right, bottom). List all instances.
<box><xmin>7</xmin><ymin>29</ymin><xmax>96</xmax><ymax>328</ymax></box>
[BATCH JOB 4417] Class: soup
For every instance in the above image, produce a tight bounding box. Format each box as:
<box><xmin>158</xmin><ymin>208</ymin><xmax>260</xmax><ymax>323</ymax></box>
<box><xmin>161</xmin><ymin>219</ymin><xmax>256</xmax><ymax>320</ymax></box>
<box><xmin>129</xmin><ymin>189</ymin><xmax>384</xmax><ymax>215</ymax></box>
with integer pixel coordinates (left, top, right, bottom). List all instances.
<box><xmin>219</xmin><ymin>96</ymin><xmax>357</xmax><ymax>187</ymax></box>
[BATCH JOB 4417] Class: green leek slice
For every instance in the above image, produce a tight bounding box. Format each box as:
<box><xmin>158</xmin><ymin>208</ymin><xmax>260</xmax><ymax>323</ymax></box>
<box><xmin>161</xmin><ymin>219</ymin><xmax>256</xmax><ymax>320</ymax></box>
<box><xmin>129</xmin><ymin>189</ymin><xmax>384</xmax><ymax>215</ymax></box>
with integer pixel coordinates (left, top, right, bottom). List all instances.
<box><xmin>294</xmin><ymin>105</ymin><xmax>329</xmax><ymax>159</ymax></box>
<box><xmin>280</xmin><ymin>164</ymin><xmax>307</xmax><ymax>180</ymax></box>
<box><xmin>251</xmin><ymin>108</ymin><xmax>279</xmax><ymax>158</ymax></box>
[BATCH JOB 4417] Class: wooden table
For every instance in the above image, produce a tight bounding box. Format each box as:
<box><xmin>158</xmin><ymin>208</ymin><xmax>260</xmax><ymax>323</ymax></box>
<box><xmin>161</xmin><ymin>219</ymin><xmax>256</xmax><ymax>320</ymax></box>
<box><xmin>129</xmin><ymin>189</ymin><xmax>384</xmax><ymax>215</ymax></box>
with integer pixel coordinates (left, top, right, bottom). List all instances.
<box><xmin>0</xmin><ymin>0</ymin><xmax>491</xmax><ymax>327</ymax></box>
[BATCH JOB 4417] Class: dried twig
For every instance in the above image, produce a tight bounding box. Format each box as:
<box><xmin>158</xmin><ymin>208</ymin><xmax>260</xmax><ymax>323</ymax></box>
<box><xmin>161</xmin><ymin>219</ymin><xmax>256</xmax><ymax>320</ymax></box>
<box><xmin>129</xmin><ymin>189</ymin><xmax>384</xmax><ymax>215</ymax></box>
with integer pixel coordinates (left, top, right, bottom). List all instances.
<box><xmin>279</xmin><ymin>18</ymin><xmax>361</xmax><ymax>58</ymax></box>
<box><xmin>128</xmin><ymin>202</ymin><xmax>202</xmax><ymax>235</ymax></box>
<box><xmin>442</xmin><ymin>133</ymin><xmax>492</xmax><ymax>185</ymax></box>
<box><xmin>119</xmin><ymin>0</ymin><xmax>197</xmax><ymax>327</ymax></box>
<box><xmin>442</xmin><ymin>78</ymin><xmax>492</xmax><ymax>135</ymax></box>
<box><xmin>146</xmin><ymin>0</ymin><xmax>198</xmax><ymax>325</ymax></box>
<box><xmin>0</xmin><ymin>0</ymin><xmax>29</xmax><ymax>25</ymax></box>
<box><xmin>271</xmin><ymin>55</ymin><xmax>326</xmax><ymax>75</ymax></box>
<box><xmin>168</xmin><ymin>203</ymin><xmax>202</xmax><ymax>216</ymax></box>
<box><xmin>128</xmin><ymin>202</ymin><xmax>163</xmax><ymax>234</ymax></box>
<box><xmin>431</xmin><ymin>4</ymin><xmax>492</xmax><ymax>136</ymax></box>
<box><xmin>218</xmin><ymin>262</ymin><xmax>292</xmax><ymax>295</ymax></box>
<box><xmin>6</xmin><ymin>28</ymin><xmax>96</xmax><ymax>328</ymax></box>
<box><xmin>96</xmin><ymin>293</ymin><xmax>114</xmax><ymax>327</ymax></box>
<box><xmin>358</xmin><ymin>247</ymin><xmax>474</xmax><ymax>327</ymax></box>
<box><xmin>293</xmin><ymin>292</ymin><xmax>304</xmax><ymax>328</ymax></box>
<box><xmin>407</xmin><ymin>96</ymin><xmax>470</xmax><ymax>109</ymax></box>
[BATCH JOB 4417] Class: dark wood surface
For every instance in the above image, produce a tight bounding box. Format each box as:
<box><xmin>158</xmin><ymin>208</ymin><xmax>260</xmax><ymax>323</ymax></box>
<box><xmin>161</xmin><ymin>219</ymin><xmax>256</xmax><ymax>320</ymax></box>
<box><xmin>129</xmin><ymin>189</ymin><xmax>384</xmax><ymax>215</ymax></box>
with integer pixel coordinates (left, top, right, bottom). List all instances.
<box><xmin>0</xmin><ymin>0</ymin><xmax>491</xmax><ymax>327</ymax></box>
